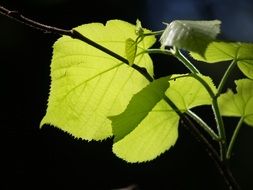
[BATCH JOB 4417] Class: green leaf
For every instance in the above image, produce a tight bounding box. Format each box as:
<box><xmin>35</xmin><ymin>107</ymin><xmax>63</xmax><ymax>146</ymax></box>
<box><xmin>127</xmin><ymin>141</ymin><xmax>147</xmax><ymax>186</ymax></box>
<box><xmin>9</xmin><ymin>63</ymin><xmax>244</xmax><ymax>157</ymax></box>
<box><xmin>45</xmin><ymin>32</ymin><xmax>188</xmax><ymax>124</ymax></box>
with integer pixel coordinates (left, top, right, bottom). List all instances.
<box><xmin>110</xmin><ymin>74</ymin><xmax>215</xmax><ymax>162</ymax></box>
<box><xmin>125</xmin><ymin>38</ymin><xmax>137</xmax><ymax>66</ymax></box>
<box><xmin>40</xmin><ymin>20</ymin><xmax>156</xmax><ymax>141</ymax></box>
<box><xmin>160</xmin><ymin>20</ymin><xmax>221</xmax><ymax>55</ymax></box>
<box><xmin>190</xmin><ymin>41</ymin><xmax>237</xmax><ymax>63</ymax></box>
<box><xmin>113</xmin><ymin>103</ymin><xmax>179</xmax><ymax>163</ymax></box>
<box><xmin>218</xmin><ymin>79</ymin><xmax>253</xmax><ymax>126</ymax></box>
<box><xmin>135</xmin><ymin>19</ymin><xmax>144</xmax><ymax>36</ymax></box>
<box><xmin>190</xmin><ymin>41</ymin><xmax>253</xmax><ymax>79</ymax></box>
<box><xmin>109</xmin><ymin>76</ymin><xmax>170</xmax><ymax>142</ymax></box>
<box><xmin>165</xmin><ymin>74</ymin><xmax>216</xmax><ymax>111</ymax></box>
<box><xmin>237</xmin><ymin>44</ymin><xmax>253</xmax><ymax>79</ymax></box>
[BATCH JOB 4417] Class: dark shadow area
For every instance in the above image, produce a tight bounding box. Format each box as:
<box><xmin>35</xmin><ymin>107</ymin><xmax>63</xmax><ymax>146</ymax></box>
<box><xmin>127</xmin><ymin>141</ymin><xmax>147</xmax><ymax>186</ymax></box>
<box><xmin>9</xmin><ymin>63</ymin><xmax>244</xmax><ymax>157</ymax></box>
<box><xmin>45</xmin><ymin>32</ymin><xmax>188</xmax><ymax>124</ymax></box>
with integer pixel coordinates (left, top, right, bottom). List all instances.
<box><xmin>1</xmin><ymin>0</ymin><xmax>253</xmax><ymax>189</ymax></box>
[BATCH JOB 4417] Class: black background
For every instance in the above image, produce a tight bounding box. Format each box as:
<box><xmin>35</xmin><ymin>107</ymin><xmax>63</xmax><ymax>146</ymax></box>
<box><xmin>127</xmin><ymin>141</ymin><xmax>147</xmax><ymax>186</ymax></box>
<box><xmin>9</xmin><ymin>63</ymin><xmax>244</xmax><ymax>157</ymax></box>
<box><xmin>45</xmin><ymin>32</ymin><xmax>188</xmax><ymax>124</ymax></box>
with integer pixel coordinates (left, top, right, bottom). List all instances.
<box><xmin>1</xmin><ymin>0</ymin><xmax>253</xmax><ymax>189</ymax></box>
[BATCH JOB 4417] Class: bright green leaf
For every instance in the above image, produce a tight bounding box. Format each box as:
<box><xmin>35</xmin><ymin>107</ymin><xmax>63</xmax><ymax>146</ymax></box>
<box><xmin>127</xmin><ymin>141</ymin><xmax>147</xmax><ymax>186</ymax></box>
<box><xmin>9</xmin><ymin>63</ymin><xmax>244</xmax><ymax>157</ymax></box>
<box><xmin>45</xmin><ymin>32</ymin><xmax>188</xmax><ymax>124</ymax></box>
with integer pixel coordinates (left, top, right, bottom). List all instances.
<box><xmin>237</xmin><ymin>44</ymin><xmax>253</xmax><ymax>79</ymax></box>
<box><xmin>165</xmin><ymin>74</ymin><xmax>216</xmax><ymax>111</ymax></box>
<box><xmin>125</xmin><ymin>38</ymin><xmax>137</xmax><ymax>66</ymax></box>
<box><xmin>111</xmin><ymin>74</ymin><xmax>215</xmax><ymax>162</ymax></box>
<box><xmin>40</xmin><ymin>20</ymin><xmax>156</xmax><ymax>141</ymax></box>
<box><xmin>113</xmin><ymin>103</ymin><xmax>179</xmax><ymax>163</ymax></box>
<box><xmin>190</xmin><ymin>41</ymin><xmax>237</xmax><ymax>63</ymax></box>
<box><xmin>109</xmin><ymin>76</ymin><xmax>170</xmax><ymax>142</ymax></box>
<box><xmin>190</xmin><ymin>41</ymin><xmax>253</xmax><ymax>79</ymax></box>
<box><xmin>218</xmin><ymin>79</ymin><xmax>253</xmax><ymax>126</ymax></box>
<box><xmin>160</xmin><ymin>20</ymin><xmax>221</xmax><ymax>55</ymax></box>
<box><xmin>135</xmin><ymin>19</ymin><xmax>144</xmax><ymax>36</ymax></box>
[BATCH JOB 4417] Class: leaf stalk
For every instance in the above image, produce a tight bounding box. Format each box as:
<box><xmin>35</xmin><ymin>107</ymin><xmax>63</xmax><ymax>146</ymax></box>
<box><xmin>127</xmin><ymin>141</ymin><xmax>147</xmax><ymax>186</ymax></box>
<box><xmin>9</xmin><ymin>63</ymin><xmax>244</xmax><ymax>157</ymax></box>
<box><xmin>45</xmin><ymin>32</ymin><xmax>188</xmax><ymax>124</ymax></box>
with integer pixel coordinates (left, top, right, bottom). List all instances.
<box><xmin>171</xmin><ymin>47</ymin><xmax>227</xmax><ymax>160</ymax></box>
<box><xmin>226</xmin><ymin>117</ymin><xmax>244</xmax><ymax>159</ymax></box>
<box><xmin>172</xmin><ymin>47</ymin><xmax>200</xmax><ymax>74</ymax></box>
<box><xmin>216</xmin><ymin>60</ymin><xmax>237</xmax><ymax>97</ymax></box>
<box><xmin>186</xmin><ymin>110</ymin><xmax>220</xmax><ymax>141</ymax></box>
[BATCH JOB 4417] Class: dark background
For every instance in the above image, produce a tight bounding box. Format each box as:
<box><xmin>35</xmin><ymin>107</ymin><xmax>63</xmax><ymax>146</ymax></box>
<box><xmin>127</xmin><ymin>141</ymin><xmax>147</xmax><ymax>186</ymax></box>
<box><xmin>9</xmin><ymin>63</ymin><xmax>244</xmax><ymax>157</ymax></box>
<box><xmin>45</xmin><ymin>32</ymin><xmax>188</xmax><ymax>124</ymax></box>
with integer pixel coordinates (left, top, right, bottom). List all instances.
<box><xmin>1</xmin><ymin>0</ymin><xmax>253</xmax><ymax>189</ymax></box>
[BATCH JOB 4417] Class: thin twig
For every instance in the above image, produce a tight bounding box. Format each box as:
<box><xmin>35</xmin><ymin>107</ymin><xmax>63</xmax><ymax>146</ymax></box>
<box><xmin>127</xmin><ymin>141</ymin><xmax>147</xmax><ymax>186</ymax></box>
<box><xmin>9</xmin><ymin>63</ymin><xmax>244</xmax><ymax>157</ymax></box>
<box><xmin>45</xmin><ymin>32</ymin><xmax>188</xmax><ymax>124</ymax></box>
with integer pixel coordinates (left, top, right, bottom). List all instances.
<box><xmin>0</xmin><ymin>5</ymin><xmax>153</xmax><ymax>82</ymax></box>
<box><xmin>0</xmin><ymin>5</ymin><xmax>241</xmax><ymax>190</ymax></box>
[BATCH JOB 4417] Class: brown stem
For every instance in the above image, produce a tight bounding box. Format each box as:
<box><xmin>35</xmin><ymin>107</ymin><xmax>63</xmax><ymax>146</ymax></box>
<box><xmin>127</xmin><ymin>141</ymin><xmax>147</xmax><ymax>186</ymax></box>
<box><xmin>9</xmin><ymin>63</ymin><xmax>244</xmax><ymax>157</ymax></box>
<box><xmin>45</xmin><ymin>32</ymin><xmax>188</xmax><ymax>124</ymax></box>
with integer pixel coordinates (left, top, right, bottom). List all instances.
<box><xmin>0</xmin><ymin>5</ymin><xmax>153</xmax><ymax>82</ymax></box>
<box><xmin>0</xmin><ymin>5</ymin><xmax>241</xmax><ymax>190</ymax></box>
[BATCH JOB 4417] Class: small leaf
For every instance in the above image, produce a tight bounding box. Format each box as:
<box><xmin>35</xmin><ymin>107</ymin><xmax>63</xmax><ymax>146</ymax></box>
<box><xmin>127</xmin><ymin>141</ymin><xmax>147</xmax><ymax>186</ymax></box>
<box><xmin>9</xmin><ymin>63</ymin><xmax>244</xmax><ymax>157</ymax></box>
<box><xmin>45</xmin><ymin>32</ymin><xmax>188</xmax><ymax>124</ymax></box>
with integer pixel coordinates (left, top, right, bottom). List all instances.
<box><xmin>218</xmin><ymin>79</ymin><xmax>253</xmax><ymax>126</ymax></box>
<box><xmin>160</xmin><ymin>20</ymin><xmax>221</xmax><ymax>55</ymax></box>
<box><xmin>190</xmin><ymin>41</ymin><xmax>253</xmax><ymax>79</ymax></box>
<box><xmin>110</xmin><ymin>74</ymin><xmax>215</xmax><ymax>162</ymax></box>
<box><xmin>135</xmin><ymin>19</ymin><xmax>144</xmax><ymax>36</ymax></box>
<box><xmin>125</xmin><ymin>38</ymin><xmax>137</xmax><ymax>66</ymax></box>
<box><xmin>40</xmin><ymin>20</ymin><xmax>156</xmax><ymax>141</ymax></box>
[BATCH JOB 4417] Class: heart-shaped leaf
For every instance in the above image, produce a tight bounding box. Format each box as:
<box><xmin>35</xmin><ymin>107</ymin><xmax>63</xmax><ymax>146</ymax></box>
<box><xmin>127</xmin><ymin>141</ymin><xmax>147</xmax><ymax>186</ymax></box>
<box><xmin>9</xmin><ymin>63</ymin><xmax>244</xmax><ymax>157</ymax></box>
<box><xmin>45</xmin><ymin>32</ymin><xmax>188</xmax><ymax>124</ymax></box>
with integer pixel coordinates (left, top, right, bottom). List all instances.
<box><xmin>190</xmin><ymin>41</ymin><xmax>253</xmax><ymax>79</ymax></box>
<box><xmin>40</xmin><ymin>20</ymin><xmax>156</xmax><ymax>141</ymax></box>
<box><xmin>110</xmin><ymin>74</ymin><xmax>216</xmax><ymax>162</ymax></box>
<box><xmin>218</xmin><ymin>79</ymin><xmax>253</xmax><ymax>126</ymax></box>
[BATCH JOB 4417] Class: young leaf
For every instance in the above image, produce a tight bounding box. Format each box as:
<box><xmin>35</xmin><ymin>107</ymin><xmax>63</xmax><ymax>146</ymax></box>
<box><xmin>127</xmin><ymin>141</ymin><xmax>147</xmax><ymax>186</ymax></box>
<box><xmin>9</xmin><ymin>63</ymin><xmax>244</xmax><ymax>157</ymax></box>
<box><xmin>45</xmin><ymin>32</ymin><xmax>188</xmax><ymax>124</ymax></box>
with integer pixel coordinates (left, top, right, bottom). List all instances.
<box><xmin>125</xmin><ymin>38</ymin><xmax>137</xmax><ymax>66</ymax></box>
<box><xmin>135</xmin><ymin>19</ymin><xmax>144</xmax><ymax>36</ymax></box>
<box><xmin>218</xmin><ymin>79</ymin><xmax>253</xmax><ymax>126</ymax></box>
<box><xmin>40</xmin><ymin>20</ymin><xmax>156</xmax><ymax>141</ymax></box>
<box><xmin>111</xmin><ymin>74</ymin><xmax>215</xmax><ymax>163</ymax></box>
<box><xmin>190</xmin><ymin>41</ymin><xmax>253</xmax><ymax>79</ymax></box>
<box><xmin>160</xmin><ymin>20</ymin><xmax>221</xmax><ymax>55</ymax></box>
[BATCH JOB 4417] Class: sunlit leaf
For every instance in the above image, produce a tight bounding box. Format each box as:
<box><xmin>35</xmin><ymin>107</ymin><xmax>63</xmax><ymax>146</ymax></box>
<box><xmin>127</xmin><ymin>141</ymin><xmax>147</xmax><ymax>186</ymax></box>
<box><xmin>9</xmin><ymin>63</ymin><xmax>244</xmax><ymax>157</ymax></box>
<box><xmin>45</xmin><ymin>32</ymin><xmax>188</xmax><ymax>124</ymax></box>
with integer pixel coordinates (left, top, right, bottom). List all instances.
<box><xmin>110</xmin><ymin>74</ymin><xmax>216</xmax><ymax>162</ymax></box>
<box><xmin>135</xmin><ymin>19</ymin><xmax>144</xmax><ymax>36</ymax></box>
<box><xmin>190</xmin><ymin>41</ymin><xmax>253</xmax><ymax>79</ymax></box>
<box><xmin>125</xmin><ymin>38</ymin><xmax>137</xmax><ymax>66</ymax></box>
<box><xmin>165</xmin><ymin>74</ymin><xmax>216</xmax><ymax>111</ymax></box>
<box><xmin>112</xmin><ymin>102</ymin><xmax>179</xmax><ymax>163</ymax></box>
<box><xmin>160</xmin><ymin>20</ymin><xmax>221</xmax><ymax>55</ymax></box>
<box><xmin>40</xmin><ymin>20</ymin><xmax>156</xmax><ymax>141</ymax></box>
<box><xmin>218</xmin><ymin>79</ymin><xmax>253</xmax><ymax>126</ymax></box>
<box><xmin>237</xmin><ymin>44</ymin><xmax>253</xmax><ymax>79</ymax></box>
<box><xmin>109</xmin><ymin>76</ymin><xmax>171</xmax><ymax>142</ymax></box>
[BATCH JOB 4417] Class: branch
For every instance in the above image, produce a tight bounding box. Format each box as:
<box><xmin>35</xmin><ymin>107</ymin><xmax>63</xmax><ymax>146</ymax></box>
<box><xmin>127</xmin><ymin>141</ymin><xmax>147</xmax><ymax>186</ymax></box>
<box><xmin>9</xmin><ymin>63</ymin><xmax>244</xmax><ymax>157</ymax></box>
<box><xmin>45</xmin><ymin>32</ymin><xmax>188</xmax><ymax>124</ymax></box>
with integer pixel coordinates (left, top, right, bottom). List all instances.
<box><xmin>0</xmin><ymin>5</ymin><xmax>241</xmax><ymax>190</ymax></box>
<box><xmin>0</xmin><ymin>5</ymin><xmax>153</xmax><ymax>82</ymax></box>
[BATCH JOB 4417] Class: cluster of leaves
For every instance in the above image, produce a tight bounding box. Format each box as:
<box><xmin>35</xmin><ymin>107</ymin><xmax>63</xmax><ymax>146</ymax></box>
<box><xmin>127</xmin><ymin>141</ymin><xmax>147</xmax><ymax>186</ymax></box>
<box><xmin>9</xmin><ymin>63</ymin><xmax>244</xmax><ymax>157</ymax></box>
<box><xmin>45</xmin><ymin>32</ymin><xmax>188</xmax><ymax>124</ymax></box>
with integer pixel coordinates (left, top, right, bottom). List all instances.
<box><xmin>41</xmin><ymin>19</ymin><xmax>253</xmax><ymax>163</ymax></box>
